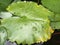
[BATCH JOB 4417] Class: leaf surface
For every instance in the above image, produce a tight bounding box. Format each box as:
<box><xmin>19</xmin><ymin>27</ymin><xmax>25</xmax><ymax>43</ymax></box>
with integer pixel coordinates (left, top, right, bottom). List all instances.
<box><xmin>41</xmin><ymin>0</ymin><xmax>60</xmax><ymax>14</ymax></box>
<box><xmin>0</xmin><ymin>0</ymin><xmax>12</xmax><ymax>11</ymax></box>
<box><xmin>51</xmin><ymin>22</ymin><xmax>60</xmax><ymax>29</ymax></box>
<box><xmin>1</xmin><ymin>17</ymin><xmax>54</xmax><ymax>45</ymax></box>
<box><xmin>0</xmin><ymin>26</ymin><xmax>7</xmax><ymax>45</ymax></box>
<box><xmin>7</xmin><ymin>1</ymin><xmax>54</xmax><ymax>20</ymax></box>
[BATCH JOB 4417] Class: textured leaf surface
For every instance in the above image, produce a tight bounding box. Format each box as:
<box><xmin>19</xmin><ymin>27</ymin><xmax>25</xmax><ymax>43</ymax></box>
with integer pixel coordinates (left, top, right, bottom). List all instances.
<box><xmin>41</xmin><ymin>0</ymin><xmax>60</xmax><ymax>14</ymax></box>
<box><xmin>0</xmin><ymin>0</ymin><xmax>12</xmax><ymax>11</ymax></box>
<box><xmin>0</xmin><ymin>26</ymin><xmax>7</xmax><ymax>45</ymax></box>
<box><xmin>7</xmin><ymin>1</ymin><xmax>54</xmax><ymax>20</ymax></box>
<box><xmin>1</xmin><ymin>17</ymin><xmax>54</xmax><ymax>45</ymax></box>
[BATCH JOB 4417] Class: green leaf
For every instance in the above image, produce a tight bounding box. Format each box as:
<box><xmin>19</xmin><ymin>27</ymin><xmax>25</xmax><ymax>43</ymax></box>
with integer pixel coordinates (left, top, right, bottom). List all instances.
<box><xmin>0</xmin><ymin>26</ymin><xmax>7</xmax><ymax>45</ymax></box>
<box><xmin>0</xmin><ymin>0</ymin><xmax>12</xmax><ymax>11</ymax></box>
<box><xmin>41</xmin><ymin>0</ymin><xmax>60</xmax><ymax>14</ymax></box>
<box><xmin>54</xmin><ymin>14</ymin><xmax>60</xmax><ymax>21</ymax></box>
<box><xmin>1</xmin><ymin>17</ymin><xmax>54</xmax><ymax>45</ymax></box>
<box><xmin>7</xmin><ymin>1</ymin><xmax>54</xmax><ymax>20</ymax></box>
<box><xmin>50</xmin><ymin>14</ymin><xmax>60</xmax><ymax>22</ymax></box>
<box><xmin>51</xmin><ymin>21</ymin><xmax>60</xmax><ymax>29</ymax></box>
<box><xmin>41</xmin><ymin>0</ymin><xmax>60</xmax><ymax>29</ymax></box>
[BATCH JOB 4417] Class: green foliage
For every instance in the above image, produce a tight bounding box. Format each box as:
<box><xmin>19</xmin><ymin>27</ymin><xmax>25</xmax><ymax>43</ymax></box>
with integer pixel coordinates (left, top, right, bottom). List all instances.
<box><xmin>0</xmin><ymin>0</ymin><xmax>12</xmax><ymax>11</ymax></box>
<box><xmin>0</xmin><ymin>26</ymin><xmax>7</xmax><ymax>45</ymax></box>
<box><xmin>51</xmin><ymin>22</ymin><xmax>60</xmax><ymax>29</ymax></box>
<box><xmin>41</xmin><ymin>0</ymin><xmax>60</xmax><ymax>14</ymax></box>
<box><xmin>0</xmin><ymin>0</ymin><xmax>60</xmax><ymax>45</ymax></box>
<box><xmin>54</xmin><ymin>14</ymin><xmax>60</xmax><ymax>21</ymax></box>
<box><xmin>1</xmin><ymin>17</ymin><xmax>53</xmax><ymax>45</ymax></box>
<box><xmin>0</xmin><ymin>1</ymin><xmax>54</xmax><ymax>45</ymax></box>
<box><xmin>7</xmin><ymin>1</ymin><xmax>54</xmax><ymax>20</ymax></box>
